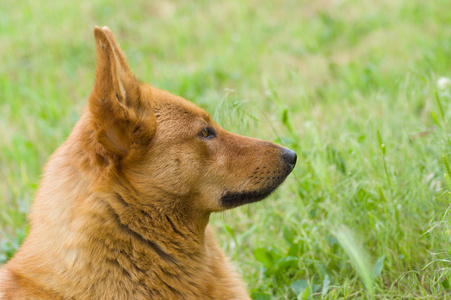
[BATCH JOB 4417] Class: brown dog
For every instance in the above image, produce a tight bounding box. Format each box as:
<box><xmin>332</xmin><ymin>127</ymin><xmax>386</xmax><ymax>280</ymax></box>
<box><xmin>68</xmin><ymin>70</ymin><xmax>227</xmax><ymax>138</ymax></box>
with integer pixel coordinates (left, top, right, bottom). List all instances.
<box><xmin>0</xmin><ymin>26</ymin><xmax>296</xmax><ymax>299</ymax></box>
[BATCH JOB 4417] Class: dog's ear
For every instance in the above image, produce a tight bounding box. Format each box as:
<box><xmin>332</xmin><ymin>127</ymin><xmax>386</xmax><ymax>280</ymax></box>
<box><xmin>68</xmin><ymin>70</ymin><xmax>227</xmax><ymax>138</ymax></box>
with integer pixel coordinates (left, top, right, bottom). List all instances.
<box><xmin>89</xmin><ymin>26</ymin><xmax>155</xmax><ymax>163</ymax></box>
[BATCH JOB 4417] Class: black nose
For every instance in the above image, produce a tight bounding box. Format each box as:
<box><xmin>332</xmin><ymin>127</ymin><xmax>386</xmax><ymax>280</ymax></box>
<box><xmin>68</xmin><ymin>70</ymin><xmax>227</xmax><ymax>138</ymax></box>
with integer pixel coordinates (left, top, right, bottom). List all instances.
<box><xmin>282</xmin><ymin>148</ymin><xmax>297</xmax><ymax>167</ymax></box>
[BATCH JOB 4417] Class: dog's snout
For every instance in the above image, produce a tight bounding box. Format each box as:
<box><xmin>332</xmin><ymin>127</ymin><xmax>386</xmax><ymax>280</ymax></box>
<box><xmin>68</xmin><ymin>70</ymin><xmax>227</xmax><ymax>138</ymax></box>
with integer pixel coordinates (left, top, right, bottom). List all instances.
<box><xmin>282</xmin><ymin>148</ymin><xmax>297</xmax><ymax>167</ymax></box>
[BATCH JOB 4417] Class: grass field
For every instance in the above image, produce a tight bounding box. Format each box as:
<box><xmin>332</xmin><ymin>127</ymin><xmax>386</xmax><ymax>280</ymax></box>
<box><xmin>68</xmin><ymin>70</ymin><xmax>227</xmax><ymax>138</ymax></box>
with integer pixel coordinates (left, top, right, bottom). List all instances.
<box><xmin>2</xmin><ymin>0</ymin><xmax>451</xmax><ymax>298</ymax></box>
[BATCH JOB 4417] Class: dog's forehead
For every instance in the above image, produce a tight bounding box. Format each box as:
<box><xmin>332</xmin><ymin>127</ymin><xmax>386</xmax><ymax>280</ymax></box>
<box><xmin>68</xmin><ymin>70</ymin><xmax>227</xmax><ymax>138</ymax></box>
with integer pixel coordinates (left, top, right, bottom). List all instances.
<box><xmin>150</xmin><ymin>87</ymin><xmax>211</xmax><ymax>122</ymax></box>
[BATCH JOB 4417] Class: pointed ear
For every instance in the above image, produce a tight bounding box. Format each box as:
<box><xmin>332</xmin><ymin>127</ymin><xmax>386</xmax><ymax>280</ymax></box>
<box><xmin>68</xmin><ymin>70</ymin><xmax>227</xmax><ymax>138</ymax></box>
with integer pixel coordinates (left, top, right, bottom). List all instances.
<box><xmin>102</xmin><ymin>26</ymin><xmax>132</xmax><ymax>74</ymax></box>
<box><xmin>89</xmin><ymin>26</ymin><xmax>155</xmax><ymax>163</ymax></box>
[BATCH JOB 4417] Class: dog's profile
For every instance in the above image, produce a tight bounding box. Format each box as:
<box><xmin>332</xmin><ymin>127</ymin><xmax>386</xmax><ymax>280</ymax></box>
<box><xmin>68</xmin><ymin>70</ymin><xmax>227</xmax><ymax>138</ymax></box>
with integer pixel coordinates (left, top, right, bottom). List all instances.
<box><xmin>0</xmin><ymin>26</ymin><xmax>296</xmax><ymax>299</ymax></box>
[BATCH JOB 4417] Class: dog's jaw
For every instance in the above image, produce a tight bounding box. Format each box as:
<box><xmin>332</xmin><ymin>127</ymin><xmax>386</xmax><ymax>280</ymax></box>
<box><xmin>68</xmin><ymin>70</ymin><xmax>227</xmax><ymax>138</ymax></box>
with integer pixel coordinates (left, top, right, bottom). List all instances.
<box><xmin>220</xmin><ymin>188</ymin><xmax>276</xmax><ymax>208</ymax></box>
<box><xmin>220</xmin><ymin>164</ymin><xmax>294</xmax><ymax>209</ymax></box>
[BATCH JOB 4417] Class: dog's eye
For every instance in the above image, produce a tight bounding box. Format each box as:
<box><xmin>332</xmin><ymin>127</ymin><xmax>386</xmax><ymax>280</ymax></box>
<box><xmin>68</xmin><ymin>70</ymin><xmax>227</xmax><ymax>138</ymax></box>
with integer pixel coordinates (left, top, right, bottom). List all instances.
<box><xmin>199</xmin><ymin>127</ymin><xmax>215</xmax><ymax>139</ymax></box>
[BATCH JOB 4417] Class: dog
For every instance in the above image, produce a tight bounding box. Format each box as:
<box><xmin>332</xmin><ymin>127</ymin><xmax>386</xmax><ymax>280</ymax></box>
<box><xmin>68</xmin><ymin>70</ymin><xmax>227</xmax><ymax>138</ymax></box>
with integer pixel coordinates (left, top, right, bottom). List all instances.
<box><xmin>0</xmin><ymin>26</ymin><xmax>296</xmax><ymax>299</ymax></box>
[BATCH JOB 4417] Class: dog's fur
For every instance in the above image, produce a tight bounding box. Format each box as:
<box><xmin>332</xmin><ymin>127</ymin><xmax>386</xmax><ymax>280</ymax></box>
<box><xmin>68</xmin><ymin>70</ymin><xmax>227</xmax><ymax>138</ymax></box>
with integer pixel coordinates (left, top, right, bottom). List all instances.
<box><xmin>0</xmin><ymin>27</ymin><xmax>296</xmax><ymax>299</ymax></box>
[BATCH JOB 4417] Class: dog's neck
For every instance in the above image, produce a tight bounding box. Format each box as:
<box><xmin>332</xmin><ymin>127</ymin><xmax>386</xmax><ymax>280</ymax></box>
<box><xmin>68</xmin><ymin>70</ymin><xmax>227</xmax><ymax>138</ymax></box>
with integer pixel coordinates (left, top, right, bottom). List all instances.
<box><xmin>83</xmin><ymin>188</ymin><xmax>212</xmax><ymax>277</ymax></box>
<box><xmin>105</xmin><ymin>187</ymin><xmax>210</xmax><ymax>248</ymax></box>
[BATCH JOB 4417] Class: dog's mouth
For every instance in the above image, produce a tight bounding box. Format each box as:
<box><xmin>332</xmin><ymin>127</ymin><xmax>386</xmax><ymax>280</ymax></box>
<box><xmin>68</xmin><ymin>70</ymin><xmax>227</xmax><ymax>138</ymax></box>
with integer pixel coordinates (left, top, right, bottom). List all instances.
<box><xmin>220</xmin><ymin>167</ymin><xmax>293</xmax><ymax>209</ymax></box>
<box><xmin>220</xmin><ymin>188</ymin><xmax>276</xmax><ymax>208</ymax></box>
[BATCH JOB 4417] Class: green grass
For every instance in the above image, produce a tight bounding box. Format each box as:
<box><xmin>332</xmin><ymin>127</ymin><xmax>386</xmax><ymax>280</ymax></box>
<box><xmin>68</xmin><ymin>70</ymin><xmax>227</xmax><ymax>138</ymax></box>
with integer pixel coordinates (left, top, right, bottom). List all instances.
<box><xmin>2</xmin><ymin>0</ymin><xmax>451</xmax><ymax>298</ymax></box>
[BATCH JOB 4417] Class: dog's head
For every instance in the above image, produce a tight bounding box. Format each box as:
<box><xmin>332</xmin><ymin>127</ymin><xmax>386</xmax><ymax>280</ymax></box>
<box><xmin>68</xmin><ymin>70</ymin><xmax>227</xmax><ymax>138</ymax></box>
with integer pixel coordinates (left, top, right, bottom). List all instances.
<box><xmin>87</xmin><ymin>26</ymin><xmax>296</xmax><ymax>213</ymax></box>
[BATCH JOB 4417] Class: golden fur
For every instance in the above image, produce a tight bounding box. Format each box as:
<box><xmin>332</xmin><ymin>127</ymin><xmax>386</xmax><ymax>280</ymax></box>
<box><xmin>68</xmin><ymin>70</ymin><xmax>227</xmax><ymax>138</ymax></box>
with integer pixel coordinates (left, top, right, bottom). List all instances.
<box><xmin>0</xmin><ymin>26</ymin><xmax>296</xmax><ymax>299</ymax></box>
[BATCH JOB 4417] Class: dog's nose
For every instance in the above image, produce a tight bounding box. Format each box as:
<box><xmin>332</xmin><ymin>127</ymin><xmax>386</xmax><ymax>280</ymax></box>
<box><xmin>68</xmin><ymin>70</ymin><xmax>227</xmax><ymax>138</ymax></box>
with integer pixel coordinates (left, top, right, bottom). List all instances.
<box><xmin>282</xmin><ymin>148</ymin><xmax>297</xmax><ymax>167</ymax></box>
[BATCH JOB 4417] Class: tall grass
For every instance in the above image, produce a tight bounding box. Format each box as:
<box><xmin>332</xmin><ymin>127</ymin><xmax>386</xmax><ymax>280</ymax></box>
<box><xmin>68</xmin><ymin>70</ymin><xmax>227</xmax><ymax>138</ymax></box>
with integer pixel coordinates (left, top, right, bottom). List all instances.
<box><xmin>2</xmin><ymin>0</ymin><xmax>451</xmax><ymax>298</ymax></box>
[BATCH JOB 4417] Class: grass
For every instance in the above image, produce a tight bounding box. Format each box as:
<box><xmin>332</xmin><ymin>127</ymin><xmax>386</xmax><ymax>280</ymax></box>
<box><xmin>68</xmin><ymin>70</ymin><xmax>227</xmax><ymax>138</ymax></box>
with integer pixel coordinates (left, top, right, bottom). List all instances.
<box><xmin>1</xmin><ymin>0</ymin><xmax>451</xmax><ymax>298</ymax></box>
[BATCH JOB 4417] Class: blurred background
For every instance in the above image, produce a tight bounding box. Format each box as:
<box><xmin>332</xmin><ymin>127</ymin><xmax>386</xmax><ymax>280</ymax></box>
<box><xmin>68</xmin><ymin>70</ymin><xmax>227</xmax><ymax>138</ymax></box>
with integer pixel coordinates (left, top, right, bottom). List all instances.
<box><xmin>1</xmin><ymin>0</ymin><xmax>451</xmax><ymax>298</ymax></box>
